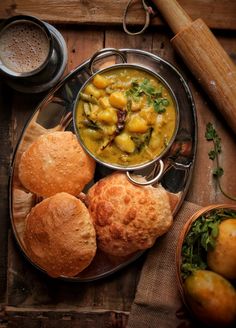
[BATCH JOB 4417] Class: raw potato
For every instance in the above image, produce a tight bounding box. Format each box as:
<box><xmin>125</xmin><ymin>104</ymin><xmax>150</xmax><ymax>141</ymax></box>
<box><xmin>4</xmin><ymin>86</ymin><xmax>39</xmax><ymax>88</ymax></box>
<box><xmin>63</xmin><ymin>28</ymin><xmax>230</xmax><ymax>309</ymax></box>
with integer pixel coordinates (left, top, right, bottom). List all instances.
<box><xmin>207</xmin><ymin>218</ymin><xmax>236</xmax><ymax>279</ymax></box>
<box><xmin>184</xmin><ymin>270</ymin><xmax>236</xmax><ymax>327</ymax></box>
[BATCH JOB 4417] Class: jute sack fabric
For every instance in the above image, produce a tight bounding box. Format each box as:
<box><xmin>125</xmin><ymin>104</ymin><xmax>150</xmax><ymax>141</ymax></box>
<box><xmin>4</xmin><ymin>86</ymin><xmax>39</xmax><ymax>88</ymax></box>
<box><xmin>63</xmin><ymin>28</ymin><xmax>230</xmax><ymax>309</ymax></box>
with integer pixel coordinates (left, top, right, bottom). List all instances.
<box><xmin>128</xmin><ymin>201</ymin><xmax>202</xmax><ymax>328</ymax></box>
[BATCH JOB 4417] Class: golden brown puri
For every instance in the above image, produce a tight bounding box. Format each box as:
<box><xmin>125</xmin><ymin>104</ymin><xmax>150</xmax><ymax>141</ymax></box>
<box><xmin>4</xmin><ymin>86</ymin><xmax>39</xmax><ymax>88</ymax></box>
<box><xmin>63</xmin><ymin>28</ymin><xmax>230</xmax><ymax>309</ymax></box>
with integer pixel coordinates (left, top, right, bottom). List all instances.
<box><xmin>86</xmin><ymin>172</ymin><xmax>173</xmax><ymax>256</ymax></box>
<box><xmin>18</xmin><ymin>131</ymin><xmax>95</xmax><ymax>197</ymax></box>
<box><xmin>24</xmin><ymin>192</ymin><xmax>97</xmax><ymax>277</ymax></box>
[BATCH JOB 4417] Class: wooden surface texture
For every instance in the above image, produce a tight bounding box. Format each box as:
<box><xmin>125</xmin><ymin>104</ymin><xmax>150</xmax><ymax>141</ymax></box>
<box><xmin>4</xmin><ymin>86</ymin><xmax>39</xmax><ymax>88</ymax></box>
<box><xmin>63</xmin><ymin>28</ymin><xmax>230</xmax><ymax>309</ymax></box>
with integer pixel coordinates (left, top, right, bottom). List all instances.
<box><xmin>0</xmin><ymin>0</ymin><xmax>236</xmax><ymax>30</ymax></box>
<box><xmin>0</xmin><ymin>1</ymin><xmax>236</xmax><ymax>327</ymax></box>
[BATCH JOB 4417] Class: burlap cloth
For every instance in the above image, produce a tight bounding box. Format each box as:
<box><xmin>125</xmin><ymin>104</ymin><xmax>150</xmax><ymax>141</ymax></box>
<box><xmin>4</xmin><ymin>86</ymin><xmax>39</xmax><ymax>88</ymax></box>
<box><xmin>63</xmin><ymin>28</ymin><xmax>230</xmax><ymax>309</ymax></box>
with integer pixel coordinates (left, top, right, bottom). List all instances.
<box><xmin>128</xmin><ymin>201</ymin><xmax>201</xmax><ymax>328</ymax></box>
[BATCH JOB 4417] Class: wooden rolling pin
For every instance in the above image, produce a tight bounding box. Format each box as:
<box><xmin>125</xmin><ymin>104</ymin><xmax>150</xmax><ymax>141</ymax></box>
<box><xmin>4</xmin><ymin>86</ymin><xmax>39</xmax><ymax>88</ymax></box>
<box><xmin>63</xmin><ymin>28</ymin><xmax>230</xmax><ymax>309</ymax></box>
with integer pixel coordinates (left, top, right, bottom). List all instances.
<box><xmin>152</xmin><ymin>0</ymin><xmax>236</xmax><ymax>133</ymax></box>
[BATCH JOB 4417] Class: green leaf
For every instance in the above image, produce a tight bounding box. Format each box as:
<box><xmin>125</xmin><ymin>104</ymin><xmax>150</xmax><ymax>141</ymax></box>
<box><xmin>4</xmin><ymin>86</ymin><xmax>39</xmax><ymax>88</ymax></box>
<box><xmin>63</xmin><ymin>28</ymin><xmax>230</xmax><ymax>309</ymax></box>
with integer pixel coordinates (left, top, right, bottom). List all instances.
<box><xmin>205</xmin><ymin>122</ymin><xmax>236</xmax><ymax>200</ymax></box>
<box><xmin>208</xmin><ymin>150</ymin><xmax>216</xmax><ymax>160</ymax></box>
<box><xmin>209</xmin><ymin>223</ymin><xmax>219</xmax><ymax>238</ymax></box>
<box><xmin>126</xmin><ymin>79</ymin><xmax>166</xmax><ymax>113</ymax></box>
<box><xmin>161</xmin><ymin>98</ymin><xmax>169</xmax><ymax>106</ymax></box>
<box><xmin>140</xmin><ymin>79</ymin><xmax>156</xmax><ymax>95</ymax></box>
<box><xmin>205</xmin><ymin>122</ymin><xmax>216</xmax><ymax>140</ymax></box>
<box><xmin>215</xmin><ymin>136</ymin><xmax>222</xmax><ymax>153</ymax></box>
<box><xmin>154</xmin><ymin>101</ymin><xmax>166</xmax><ymax>113</ymax></box>
<box><xmin>213</xmin><ymin>167</ymin><xmax>224</xmax><ymax>177</ymax></box>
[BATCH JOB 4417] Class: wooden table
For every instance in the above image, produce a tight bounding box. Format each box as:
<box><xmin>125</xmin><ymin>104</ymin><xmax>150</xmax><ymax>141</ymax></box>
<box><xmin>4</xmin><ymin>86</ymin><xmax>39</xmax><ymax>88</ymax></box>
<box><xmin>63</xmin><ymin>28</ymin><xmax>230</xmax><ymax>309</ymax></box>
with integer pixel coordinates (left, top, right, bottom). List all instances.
<box><xmin>0</xmin><ymin>1</ymin><xmax>236</xmax><ymax>327</ymax></box>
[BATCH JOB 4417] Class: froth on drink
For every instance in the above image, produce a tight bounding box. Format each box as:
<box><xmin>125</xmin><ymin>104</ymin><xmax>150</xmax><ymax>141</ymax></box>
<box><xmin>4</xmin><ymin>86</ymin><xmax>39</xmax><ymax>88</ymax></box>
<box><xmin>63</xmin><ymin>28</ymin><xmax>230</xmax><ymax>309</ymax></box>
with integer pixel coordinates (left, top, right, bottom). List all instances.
<box><xmin>0</xmin><ymin>15</ymin><xmax>67</xmax><ymax>93</ymax></box>
<box><xmin>0</xmin><ymin>21</ymin><xmax>50</xmax><ymax>74</ymax></box>
<box><xmin>0</xmin><ymin>15</ymin><xmax>54</xmax><ymax>79</ymax></box>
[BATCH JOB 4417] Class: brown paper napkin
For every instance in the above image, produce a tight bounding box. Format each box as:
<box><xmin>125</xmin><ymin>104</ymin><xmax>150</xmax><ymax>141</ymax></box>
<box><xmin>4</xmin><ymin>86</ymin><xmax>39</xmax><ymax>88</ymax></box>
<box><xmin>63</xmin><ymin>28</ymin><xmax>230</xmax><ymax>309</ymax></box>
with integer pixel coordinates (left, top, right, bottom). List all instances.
<box><xmin>128</xmin><ymin>201</ymin><xmax>201</xmax><ymax>328</ymax></box>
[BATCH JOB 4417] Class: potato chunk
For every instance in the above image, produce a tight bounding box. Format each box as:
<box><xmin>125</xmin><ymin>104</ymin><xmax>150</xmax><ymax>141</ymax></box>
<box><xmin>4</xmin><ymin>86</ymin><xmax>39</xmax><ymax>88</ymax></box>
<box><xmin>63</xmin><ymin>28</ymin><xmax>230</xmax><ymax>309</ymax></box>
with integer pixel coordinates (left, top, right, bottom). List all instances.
<box><xmin>131</xmin><ymin>97</ymin><xmax>145</xmax><ymax>111</ymax></box>
<box><xmin>109</xmin><ymin>92</ymin><xmax>127</xmax><ymax>109</ymax></box>
<box><xmin>126</xmin><ymin>115</ymin><xmax>148</xmax><ymax>133</ymax></box>
<box><xmin>84</xmin><ymin>84</ymin><xmax>101</xmax><ymax>99</ymax></box>
<box><xmin>97</xmin><ymin>108</ymin><xmax>118</xmax><ymax>125</ymax></box>
<box><xmin>115</xmin><ymin>133</ymin><xmax>135</xmax><ymax>153</ymax></box>
<box><xmin>93</xmin><ymin>74</ymin><xmax>110</xmax><ymax>89</ymax></box>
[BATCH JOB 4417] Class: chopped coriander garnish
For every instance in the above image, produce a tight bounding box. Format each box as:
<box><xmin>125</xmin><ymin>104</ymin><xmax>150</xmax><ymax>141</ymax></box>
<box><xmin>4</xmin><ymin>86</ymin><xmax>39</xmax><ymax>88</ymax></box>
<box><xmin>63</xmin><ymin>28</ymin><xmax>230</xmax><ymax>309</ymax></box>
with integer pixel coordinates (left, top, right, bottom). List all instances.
<box><xmin>126</xmin><ymin>79</ymin><xmax>169</xmax><ymax>113</ymax></box>
<box><xmin>205</xmin><ymin>123</ymin><xmax>236</xmax><ymax>201</ymax></box>
<box><xmin>153</xmin><ymin>99</ymin><xmax>165</xmax><ymax>114</ymax></box>
<box><xmin>161</xmin><ymin>98</ymin><xmax>169</xmax><ymax>106</ymax></box>
<box><xmin>140</xmin><ymin>79</ymin><xmax>156</xmax><ymax>96</ymax></box>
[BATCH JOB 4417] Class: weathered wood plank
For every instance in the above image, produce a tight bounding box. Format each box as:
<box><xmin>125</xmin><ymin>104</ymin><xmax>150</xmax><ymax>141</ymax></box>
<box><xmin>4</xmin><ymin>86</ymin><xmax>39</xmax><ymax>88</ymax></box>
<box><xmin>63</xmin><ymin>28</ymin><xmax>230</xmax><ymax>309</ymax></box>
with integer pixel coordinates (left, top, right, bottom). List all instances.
<box><xmin>7</xmin><ymin>230</ymin><xmax>144</xmax><ymax>310</ymax></box>
<box><xmin>5</xmin><ymin>307</ymin><xmax>129</xmax><ymax>328</ymax></box>
<box><xmin>105</xmin><ymin>29</ymin><xmax>153</xmax><ymax>53</ymax></box>
<box><xmin>0</xmin><ymin>0</ymin><xmax>236</xmax><ymax>30</ymax></box>
<box><xmin>59</xmin><ymin>27</ymin><xmax>105</xmax><ymax>73</ymax></box>
<box><xmin>0</xmin><ymin>82</ymin><xmax>13</xmax><ymax>304</ymax></box>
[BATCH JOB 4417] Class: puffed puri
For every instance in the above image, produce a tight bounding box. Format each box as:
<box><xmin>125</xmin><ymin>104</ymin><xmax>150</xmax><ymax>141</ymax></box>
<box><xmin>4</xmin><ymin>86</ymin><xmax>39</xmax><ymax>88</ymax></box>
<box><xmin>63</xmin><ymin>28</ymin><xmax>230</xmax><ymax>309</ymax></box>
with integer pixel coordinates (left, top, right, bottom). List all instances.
<box><xmin>24</xmin><ymin>192</ymin><xmax>97</xmax><ymax>277</ymax></box>
<box><xmin>18</xmin><ymin>131</ymin><xmax>96</xmax><ymax>197</ymax></box>
<box><xmin>86</xmin><ymin>172</ymin><xmax>173</xmax><ymax>257</ymax></box>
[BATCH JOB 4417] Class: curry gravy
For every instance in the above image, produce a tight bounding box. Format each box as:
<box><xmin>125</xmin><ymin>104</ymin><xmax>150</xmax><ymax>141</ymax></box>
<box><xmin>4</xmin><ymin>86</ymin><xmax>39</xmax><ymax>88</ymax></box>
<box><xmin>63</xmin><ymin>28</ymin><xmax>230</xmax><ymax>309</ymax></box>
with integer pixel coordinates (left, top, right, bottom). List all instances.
<box><xmin>75</xmin><ymin>67</ymin><xmax>177</xmax><ymax>167</ymax></box>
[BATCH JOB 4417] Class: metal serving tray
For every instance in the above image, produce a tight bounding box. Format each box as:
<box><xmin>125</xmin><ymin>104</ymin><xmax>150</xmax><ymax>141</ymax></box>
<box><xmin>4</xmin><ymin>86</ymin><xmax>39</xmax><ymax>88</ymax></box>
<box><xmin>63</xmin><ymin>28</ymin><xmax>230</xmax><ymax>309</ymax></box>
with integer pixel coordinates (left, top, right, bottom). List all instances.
<box><xmin>9</xmin><ymin>49</ymin><xmax>197</xmax><ymax>281</ymax></box>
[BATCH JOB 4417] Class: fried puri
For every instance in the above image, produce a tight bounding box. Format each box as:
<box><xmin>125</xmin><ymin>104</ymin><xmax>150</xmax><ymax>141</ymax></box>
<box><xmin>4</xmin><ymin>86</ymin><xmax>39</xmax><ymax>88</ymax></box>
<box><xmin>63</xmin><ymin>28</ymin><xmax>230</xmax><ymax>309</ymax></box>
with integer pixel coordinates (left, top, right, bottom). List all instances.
<box><xmin>86</xmin><ymin>172</ymin><xmax>173</xmax><ymax>256</ymax></box>
<box><xmin>24</xmin><ymin>192</ymin><xmax>97</xmax><ymax>277</ymax></box>
<box><xmin>18</xmin><ymin>131</ymin><xmax>95</xmax><ymax>197</ymax></box>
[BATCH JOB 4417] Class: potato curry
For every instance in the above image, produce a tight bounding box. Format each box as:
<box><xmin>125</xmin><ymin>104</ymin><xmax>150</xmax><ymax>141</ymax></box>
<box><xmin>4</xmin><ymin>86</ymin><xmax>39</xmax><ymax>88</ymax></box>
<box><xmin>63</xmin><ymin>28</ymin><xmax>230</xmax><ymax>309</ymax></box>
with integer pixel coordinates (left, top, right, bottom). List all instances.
<box><xmin>75</xmin><ymin>67</ymin><xmax>177</xmax><ymax>167</ymax></box>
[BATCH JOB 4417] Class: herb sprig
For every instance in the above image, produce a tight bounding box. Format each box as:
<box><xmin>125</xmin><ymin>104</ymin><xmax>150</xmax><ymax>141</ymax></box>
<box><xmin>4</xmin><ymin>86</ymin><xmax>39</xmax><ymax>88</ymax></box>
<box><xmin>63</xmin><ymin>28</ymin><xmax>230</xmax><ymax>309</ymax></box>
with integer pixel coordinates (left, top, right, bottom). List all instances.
<box><xmin>205</xmin><ymin>123</ymin><xmax>236</xmax><ymax>201</ymax></box>
<box><xmin>181</xmin><ymin>208</ymin><xmax>236</xmax><ymax>279</ymax></box>
<box><xmin>126</xmin><ymin>79</ymin><xmax>169</xmax><ymax>114</ymax></box>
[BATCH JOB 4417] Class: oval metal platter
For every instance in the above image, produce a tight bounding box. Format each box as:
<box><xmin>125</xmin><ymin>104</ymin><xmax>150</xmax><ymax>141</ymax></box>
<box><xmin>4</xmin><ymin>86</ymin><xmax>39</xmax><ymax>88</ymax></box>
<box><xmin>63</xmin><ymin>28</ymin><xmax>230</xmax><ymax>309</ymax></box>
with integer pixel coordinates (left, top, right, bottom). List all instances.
<box><xmin>9</xmin><ymin>49</ymin><xmax>197</xmax><ymax>282</ymax></box>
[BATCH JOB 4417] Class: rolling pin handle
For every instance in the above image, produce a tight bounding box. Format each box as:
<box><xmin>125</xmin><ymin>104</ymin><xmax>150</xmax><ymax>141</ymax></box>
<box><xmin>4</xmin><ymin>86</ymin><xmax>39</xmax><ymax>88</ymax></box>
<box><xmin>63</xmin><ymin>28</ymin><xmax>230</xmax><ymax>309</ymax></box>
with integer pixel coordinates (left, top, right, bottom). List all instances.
<box><xmin>152</xmin><ymin>0</ymin><xmax>236</xmax><ymax>133</ymax></box>
<box><xmin>152</xmin><ymin>0</ymin><xmax>192</xmax><ymax>34</ymax></box>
